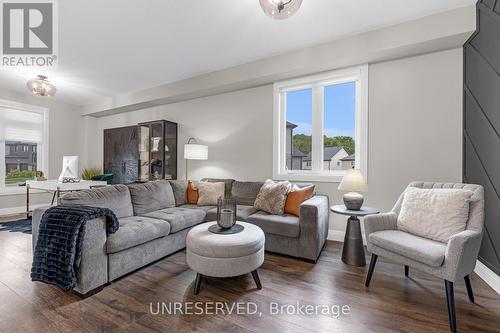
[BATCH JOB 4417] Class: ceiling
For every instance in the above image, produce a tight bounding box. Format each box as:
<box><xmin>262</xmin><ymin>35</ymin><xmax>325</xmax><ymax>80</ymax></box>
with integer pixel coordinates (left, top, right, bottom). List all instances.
<box><xmin>0</xmin><ymin>0</ymin><xmax>476</xmax><ymax>107</ymax></box>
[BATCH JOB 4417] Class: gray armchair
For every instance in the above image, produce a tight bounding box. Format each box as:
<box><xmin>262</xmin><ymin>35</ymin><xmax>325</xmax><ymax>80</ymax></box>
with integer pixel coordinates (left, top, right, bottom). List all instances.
<box><xmin>364</xmin><ymin>182</ymin><xmax>484</xmax><ymax>333</ymax></box>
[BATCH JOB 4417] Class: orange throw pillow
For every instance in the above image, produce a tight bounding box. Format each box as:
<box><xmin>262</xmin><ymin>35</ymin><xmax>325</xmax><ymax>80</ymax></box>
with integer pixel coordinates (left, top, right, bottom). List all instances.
<box><xmin>284</xmin><ymin>185</ymin><xmax>315</xmax><ymax>217</ymax></box>
<box><xmin>187</xmin><ymin>181</ymin><xmax>199</xmax><ymax>204</ymax></box>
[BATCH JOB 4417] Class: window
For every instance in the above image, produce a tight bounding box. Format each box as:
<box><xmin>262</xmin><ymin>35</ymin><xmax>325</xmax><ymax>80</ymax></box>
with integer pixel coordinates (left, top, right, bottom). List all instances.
<box><xmin>273</xmin><ymin>65</ymin><xmax>368</xmax><ymax>182</ymax></box>
<box><xmin>0</xmin><ymin>100</ymin><xmax>48</xmax><ymax>188</ymax></box>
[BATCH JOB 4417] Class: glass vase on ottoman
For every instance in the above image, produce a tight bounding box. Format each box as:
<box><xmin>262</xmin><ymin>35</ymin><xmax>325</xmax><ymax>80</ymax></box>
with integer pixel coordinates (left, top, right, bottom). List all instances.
<box><xmin>208</xmin><ymin>198</ymin><xmax>244</xmax><ymax>234</ymax></box>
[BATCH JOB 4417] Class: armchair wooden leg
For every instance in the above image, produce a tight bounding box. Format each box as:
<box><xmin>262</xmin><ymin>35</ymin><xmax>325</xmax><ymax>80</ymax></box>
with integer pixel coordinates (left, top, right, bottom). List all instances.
<box><xmin>365</xmin><ymin>254</ymin><xmax>378</xmax><ymax>287</ymax></box>
<box><xmin>404</xmin><ymin>265</ymin><xmax>409</xmax><ymax>277</ymax></box>
<box><xmin>464</xmin><ymin>275</ymin><xmax>474</xmax><ymax>303</ymax></box>
<box><xmin>445</xmin><ymin>280</ymin><xmax>457</xmax><ymax>333</ymax></box>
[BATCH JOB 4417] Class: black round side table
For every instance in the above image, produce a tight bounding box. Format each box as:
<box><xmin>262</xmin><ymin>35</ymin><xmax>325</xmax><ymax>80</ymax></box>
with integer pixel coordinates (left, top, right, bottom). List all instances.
<box><xmin>330</xmin><ymin>205</ymin><xmax>379</xmax><ymax>267</ymax></box>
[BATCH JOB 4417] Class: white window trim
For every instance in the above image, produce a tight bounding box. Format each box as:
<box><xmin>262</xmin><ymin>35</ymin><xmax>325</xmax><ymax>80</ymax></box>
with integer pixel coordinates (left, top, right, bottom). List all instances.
<box><xmin>273</xmin><ymin>64</ymin><xmax>368</xmax><ymax>183</ymax></box>
<box><xmin>0</xmin><ymin>99</ymin><xmax>49</xmax><ymax>192</ymax></box>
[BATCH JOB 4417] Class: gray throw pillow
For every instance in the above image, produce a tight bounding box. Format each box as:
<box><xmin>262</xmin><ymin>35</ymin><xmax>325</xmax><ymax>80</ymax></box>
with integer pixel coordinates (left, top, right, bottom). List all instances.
<box><xmin>254</xmin><ymin>179</ymin><xmax>291</xmax><ymax>215</ymax></box>
<box><xmin>169</xmin><ymin>180</ymin><xmax>188</xmax><ymax>206</ymax></box>
<box><xmin>127</xmin><ymin>180</ymin><xmax>176</xmax><ymax>215</ymax></box>
<box><xmin>231</xmin><ymin>181</ymin><xmax>264</xmax><ymax>206</ymax></box>
<box><xmin>60</xmin><ymin>184</ymin><xmax>133</xmax><ymax>218</ymax></box>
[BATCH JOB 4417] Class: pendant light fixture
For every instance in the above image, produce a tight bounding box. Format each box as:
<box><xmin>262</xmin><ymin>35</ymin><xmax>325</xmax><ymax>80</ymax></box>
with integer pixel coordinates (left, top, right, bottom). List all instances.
<box><xmin>259</xmin><ymin>0</ymin><xmax>303</xmax><ymax>20</ymax></box>
<box><xmin>27</xmin><ymin>75</ymin><xmax>56</xmax><ymax>97</ymax></box>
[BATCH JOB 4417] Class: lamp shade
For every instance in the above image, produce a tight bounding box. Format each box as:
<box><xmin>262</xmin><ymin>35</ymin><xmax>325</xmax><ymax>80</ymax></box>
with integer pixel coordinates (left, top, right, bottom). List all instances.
<box><xmin>338</xmin><ymin>169</ymin><xmax>367</xmax><ymax>192</ymax></box>
<box><xmin>184</xmin><ymin>143</ymin><xmax>208</xmax><ymax>160</ymax></box>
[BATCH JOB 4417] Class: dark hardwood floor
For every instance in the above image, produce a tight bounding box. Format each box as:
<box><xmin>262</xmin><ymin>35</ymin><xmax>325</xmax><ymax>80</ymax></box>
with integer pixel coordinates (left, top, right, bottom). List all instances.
<box><xmin>0</xmin><ymin>218</ymin><xmax>499</xmax><ymax>332</ymax></box>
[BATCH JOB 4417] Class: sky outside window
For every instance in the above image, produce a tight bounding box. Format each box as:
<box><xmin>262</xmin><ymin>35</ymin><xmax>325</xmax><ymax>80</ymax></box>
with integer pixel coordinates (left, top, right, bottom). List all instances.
<box><xmin>286</xmin><ymin>83</ymin><xmax>355</xmax><ymax>138</ymax></box>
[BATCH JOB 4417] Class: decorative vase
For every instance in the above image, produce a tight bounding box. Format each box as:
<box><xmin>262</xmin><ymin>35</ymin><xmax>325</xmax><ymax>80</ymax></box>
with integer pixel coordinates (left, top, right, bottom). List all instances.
<box><xmin>217</xmin><ymin>197</ymin><xmax>237</xmax><ymax>230</ymax></box>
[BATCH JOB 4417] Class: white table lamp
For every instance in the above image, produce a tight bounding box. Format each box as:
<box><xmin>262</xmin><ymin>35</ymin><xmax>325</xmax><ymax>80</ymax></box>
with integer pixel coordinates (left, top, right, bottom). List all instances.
<box><xmin>338</xmin><ymin>169</ymin><xmax>367</xmax><ymax>210</ymax></box>
<box><xmin>184</xmin><ymin>138</ymin><xmax>208</xmax><ymax>179</ymax></box>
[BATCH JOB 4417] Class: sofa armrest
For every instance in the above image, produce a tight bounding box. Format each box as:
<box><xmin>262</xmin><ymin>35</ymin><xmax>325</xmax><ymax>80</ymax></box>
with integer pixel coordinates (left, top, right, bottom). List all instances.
<box><xmin>298</xmin><ymin>195</ymin><xmax>330</xmax><ymax>261</ymax></box>
<box><xmin>32</xmin><ymin>206</ymin><xmax>50</xmax><ymax>252</ymax></box>
<box><xmin>32</xmin><ymin>207</ymin><xmax>109</xmax><ymax>295</ymax></box>
<box><xmin>443</xmin><ymin>230</ymin><xmax>483</xmax><ymax>282</ymax></box>
<box><xmin>364</xmin><ymin>212</ymin><xmax>398</xmax><ymax>240</ymax></box>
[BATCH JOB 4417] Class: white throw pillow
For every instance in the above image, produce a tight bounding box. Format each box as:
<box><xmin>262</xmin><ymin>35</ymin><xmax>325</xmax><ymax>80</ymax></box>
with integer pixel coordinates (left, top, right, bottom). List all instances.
<box><xmin>397</xmin><ymin>187</ymin><xmax>473</xmax><ymax>243</ymax></box>
<box><xmin>196</xmin><ymin>182</ymin><xmax>225</xmax><ymax>206</ymax></box>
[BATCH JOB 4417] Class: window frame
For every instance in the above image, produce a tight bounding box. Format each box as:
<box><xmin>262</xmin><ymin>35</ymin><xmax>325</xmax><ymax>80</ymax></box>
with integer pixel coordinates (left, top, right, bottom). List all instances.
<box><xmin>273</xmin><ymin>64</ymin><xmax>368</xmax><ymax>183</ymax></box>
<box><xmin>0</xmin><ymin>99</ymin><xmax>49</xmax><ymax>192</ymax></box>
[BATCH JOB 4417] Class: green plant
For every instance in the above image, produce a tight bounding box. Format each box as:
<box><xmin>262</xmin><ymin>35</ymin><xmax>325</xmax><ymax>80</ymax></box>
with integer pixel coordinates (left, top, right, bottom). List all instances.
<box><xmin>6</xmin><ymin>169</ymin><xmax>36</xmax><ymax>178</ymax></box>
<box><xmin>5</xmin><ymin>169</ymin><xmax>37</xmax><ymax>185</ymax></box>
<box><xmin>81</xmin><ymin>167</ymin><xmax>102</xmax><ymax>180</ymax></box>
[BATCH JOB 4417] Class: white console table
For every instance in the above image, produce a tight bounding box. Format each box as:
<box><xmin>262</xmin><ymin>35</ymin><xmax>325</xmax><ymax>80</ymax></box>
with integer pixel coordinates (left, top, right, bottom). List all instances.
<box><xmin>25</xmin><ymin>180</ymin><xmax>108</xmax><ymax>219</ymax></box>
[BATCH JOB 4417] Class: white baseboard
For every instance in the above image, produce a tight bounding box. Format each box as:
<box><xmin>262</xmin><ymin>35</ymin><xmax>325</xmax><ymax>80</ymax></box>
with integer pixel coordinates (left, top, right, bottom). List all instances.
<box><xmin>327</xmin><ymin>229</ymin><xmax>346</xmax><ymax>242</ymax></box>
<box><xmin>0</xmin><ymin>204</ymin><xmax>48</xmax><ymax>216</ymax></box>
<box><xmin>327</xmin><ymin>229</ymin><xmax>500</xmax><ymax>295</ymax></box>
<box><xmin>328</xmin><ymin>229</ymin><xmax>366</xmax><ymax>245</ymax></box>
<box><xmin>474</xmin><ymin>260</ymin><xmax>500</xmax><ymax>295</ymax></box>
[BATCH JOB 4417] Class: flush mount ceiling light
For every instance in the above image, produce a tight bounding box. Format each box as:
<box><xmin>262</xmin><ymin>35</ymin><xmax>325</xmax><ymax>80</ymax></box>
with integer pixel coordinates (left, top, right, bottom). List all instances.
<box><xmin>259</xmin><ymin>0</ymin><xmax>303</xmax><ymax>20</ymax></box>
<box><xmin>27</xmin><ymin>75</ymin><xmax>56</xmax><ymax>97</ymax></box>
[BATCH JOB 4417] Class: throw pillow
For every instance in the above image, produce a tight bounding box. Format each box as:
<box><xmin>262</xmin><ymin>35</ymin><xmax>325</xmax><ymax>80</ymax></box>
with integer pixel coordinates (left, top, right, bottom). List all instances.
<box><xmin>231</xmin><ymin>181</ymin><xmax>265</xmax><ymax>206</ymax></box>
<box><xmin>397</xmin><ymin>187</ymin><xmax>473</xmax><ymax>243</ymax></box>
<box><xmin>284</xmin><ymin>185</ymin><xmax>315</xmax><ymax>217</ymax></box>
<box><xmin>127</xmin><ymin>180</ymin><xmax>176</xmax><ymax>215</ymax></box>
<box><xmin>197</xmin><ymin>182</ymin><xmax>225</xmax><ymax>206</ymax></box>
<box><xmin>254</xmin><ymin>179</ymin><xmax>291</xmax><ymax>215</ymax></box>
<box><xmin>169</xmin><ymin>180</ymin><xmax>188</xmax><ymax>206</ymax></box>
<box><xmin>187</xmin><ymin>181</ymin><xmax>199</xmax><ymax>204</ymax></box>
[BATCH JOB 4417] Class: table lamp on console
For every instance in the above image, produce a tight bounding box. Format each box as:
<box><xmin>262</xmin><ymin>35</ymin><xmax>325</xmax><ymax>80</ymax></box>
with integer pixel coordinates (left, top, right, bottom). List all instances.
<box><xmin>338</xmin><ymin>169</ymin><xmax>367</xmax><ymax>210</ymax></box>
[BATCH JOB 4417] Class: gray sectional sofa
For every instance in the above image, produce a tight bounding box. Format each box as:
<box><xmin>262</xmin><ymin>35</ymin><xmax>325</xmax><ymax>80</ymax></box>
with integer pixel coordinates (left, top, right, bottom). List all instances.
<box><xmin>32</xmin><ymin>179</ymin><xmax>329</xmax><ymax>295</ymax></box>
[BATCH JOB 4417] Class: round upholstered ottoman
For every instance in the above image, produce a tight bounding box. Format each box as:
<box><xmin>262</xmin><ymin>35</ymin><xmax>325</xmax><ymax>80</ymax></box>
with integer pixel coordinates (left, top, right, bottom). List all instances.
<box><xmin>186</xmin><ymin>221</ymin><xmax>265</xmax><ymax>294</ymax></box>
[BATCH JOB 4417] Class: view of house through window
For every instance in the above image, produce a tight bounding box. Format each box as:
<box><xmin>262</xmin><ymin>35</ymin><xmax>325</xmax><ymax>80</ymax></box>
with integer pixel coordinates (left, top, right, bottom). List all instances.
<box><xmin>323</xmin><ymin>82</ymin><xmax>356</xmax><ymax>170</ymax></box>
<box><xmin>5</xmin><ymin>141</ymin><xmax>38</xmax><ymax>185</ymax></box>
<box><xmin>286</xmin><ymin>88</ymin><xmax>312</xmax><ymax>171</ymax></box>
<box><xmin>276</xmin><ymin>65</ymin><xmax>367</xmax><ymax>181</ymax></box>
<box><xmin>285</xmin><ymin>82</ymin><xmax>356</xmax><ymax>172</ymax></box>
<box><xmin>0</xmin><ymin>105</ymin><xmax>46</xmax><ymax>188</ymax></box>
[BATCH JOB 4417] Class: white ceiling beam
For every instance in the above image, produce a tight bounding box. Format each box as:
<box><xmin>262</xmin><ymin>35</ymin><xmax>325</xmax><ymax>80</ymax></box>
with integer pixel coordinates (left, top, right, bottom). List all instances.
<box><xmin>82</xmin><ymin>5</ymin><xmax>476</xmax><ymax>118</ymax></box>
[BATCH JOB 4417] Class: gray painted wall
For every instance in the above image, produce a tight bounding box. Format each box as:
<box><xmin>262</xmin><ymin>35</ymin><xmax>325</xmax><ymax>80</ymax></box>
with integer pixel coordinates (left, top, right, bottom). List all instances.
<box><xmin>464</xmin><ymin>0</ymin><xmax>500</xmax><ymax>275</ymax></box>
<box><xmin>84</xmin><ymin>48</ymin><xmax>464</xmax><ymax>233</ymax></box>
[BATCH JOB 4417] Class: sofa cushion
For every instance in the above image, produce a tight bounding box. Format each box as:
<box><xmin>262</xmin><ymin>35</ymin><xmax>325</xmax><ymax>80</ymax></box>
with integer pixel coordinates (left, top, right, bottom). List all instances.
<box><xmin>142</xmin><ymin>207</ymin><xmax>206</xmax><ymax>233</ymax></box>
<box><xmin>169</xmin><ymin>180</ymin><xmax>188</xmax><ymax>206</ymax></box>
<box><xmin>205</xmin><ymin>205</ymin><xmax>258</xmax><ymax>222</ymax></box>
<box><xmin>201</xmin><ymin>178</ymin><xmax>235</xmax><ymax>197</ymax></box>
<box><xmin>197</xmin><ymin>182</ymin><xmax>225</xmax><ymax>206</ymax></box>
<box><xmin>369</xmin><ymin>230</ymin><xmax>447</xmax><ymax>267</ymax></box>
<box><xmin>106</xmin><ymin>216</ymin><xmax>171</xmax><ymax>254</ymax></box>
<box><xmin>127</xmin><ymin>180</ymin><xmax>176</xmax><ymax>215</ymax></box>
<box><xmin>247</xmin><ymin>211</ymin><xmax>300</xmax><ymax>238</ymax></box>
<box><xmin>179</xmin><ymin>204</ymin><xmax>216</xmax><ymax>212</ymax></box>
<box><xmin>397</xmin><ymin>187</ymin><xmax>473</xmax><ymax>243</ymax></box>
<box><xmin>231</xmin><ymin>181</ymin><xmax>264</xmax><ymax>206</ymax></box>
<box><xmin>60</xmin><ymin>184</ymin><xmax>133</xmax><ymax>218</ymax></box>
<box><xmin>254</xmin><ymin>180</ymin><xmax>291</xmax><ymax>215</ymax></box>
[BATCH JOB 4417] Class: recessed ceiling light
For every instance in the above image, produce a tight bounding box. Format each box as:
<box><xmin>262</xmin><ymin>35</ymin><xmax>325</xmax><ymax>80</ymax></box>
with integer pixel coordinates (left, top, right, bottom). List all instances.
<box><xmin>27</xmin><ymin>75</ymin><xmax>56</xmax><ymax>97</ymax></box>
<box><xmin>259</xmin><ymin>0</ymin><xmax>303</xmax><ymax>20</ymax></box>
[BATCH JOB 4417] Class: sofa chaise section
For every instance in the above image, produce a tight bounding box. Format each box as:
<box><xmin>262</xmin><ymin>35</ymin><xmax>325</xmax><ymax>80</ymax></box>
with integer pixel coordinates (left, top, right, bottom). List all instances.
<box><xmin>32</xmin><ymin>182</ymin><xmax>206</xmax><ymax>295</ymax></box>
